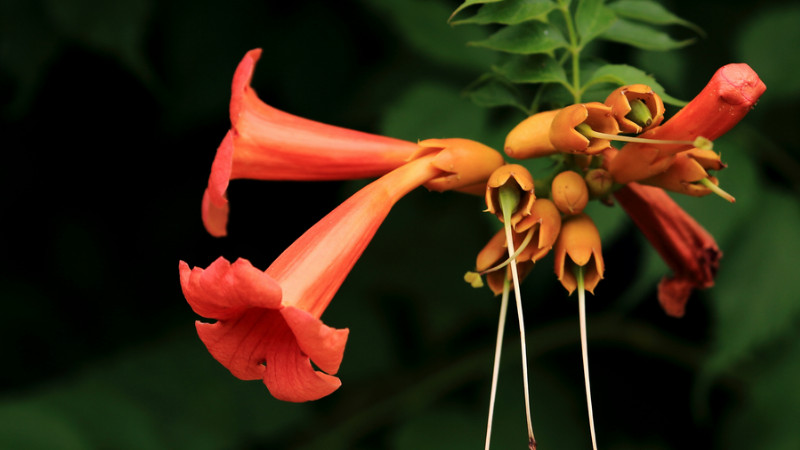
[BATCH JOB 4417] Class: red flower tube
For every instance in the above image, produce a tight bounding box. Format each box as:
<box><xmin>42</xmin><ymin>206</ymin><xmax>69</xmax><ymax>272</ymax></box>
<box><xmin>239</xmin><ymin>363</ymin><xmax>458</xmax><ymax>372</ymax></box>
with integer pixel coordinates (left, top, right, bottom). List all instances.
<box><xmin>609</xmin><ymin>63</ymin><xmax>766</xmax><ymax>184</ymax></box>
<box><xmin>182</xmin><ymin>142</ymin><xmax>504</xmax><ymax>402</ymax></box>
<box><xmin>203</xmin><ymin>48</ymin><xmax>421</xmax><ymax>237</ymax></box>
<box><xmin>614</xmin><ymin>182</ymin><xmax>721</xmax><ymax>317</ymax></box>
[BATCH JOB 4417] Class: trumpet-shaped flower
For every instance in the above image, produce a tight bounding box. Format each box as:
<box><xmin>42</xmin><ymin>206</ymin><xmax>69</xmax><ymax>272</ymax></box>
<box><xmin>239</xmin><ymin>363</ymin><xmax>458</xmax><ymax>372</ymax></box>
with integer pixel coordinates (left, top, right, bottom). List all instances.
<box><xmin>608</xmin><ymin>64</ymin><xmax>766</xmax><ymax>184</ymax></box>
<box><xmin>182</xmin><ymin>142</ymin><xmax>504</xmax><ymax>401</ymax></box>
<box><xmin>203</xmin><ymin>48</ymin><xmax>421</xmax><ymax>237</ymax></box>
<box><xmin>614</xmin><ymin>182</ymin><xmax>720</xmax><ymax>317</ymax></box>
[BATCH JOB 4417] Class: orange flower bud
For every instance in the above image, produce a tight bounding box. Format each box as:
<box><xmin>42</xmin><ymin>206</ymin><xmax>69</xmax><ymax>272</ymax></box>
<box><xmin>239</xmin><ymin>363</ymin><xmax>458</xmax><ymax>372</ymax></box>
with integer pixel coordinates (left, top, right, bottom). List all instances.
<box><xmin>552</xmin><ymin>170</ymin><xmax>589</xmax><ymax>215</ymax></box>
<box><xmin>412</xmin><ymin>138</ymin><xmax>506</xmax><ymax>193</ymax></box>
<box><xmin>485</xmin><ymin>164</ymin><xmax>536</xmax><ymax>226</ymax></box>
<box><xmin>641</xmin><ymin>148</ymin><xmax>726</xmax><ymax>197</ymax></box>
<box><xmin>584</xmin><ymin>168</ymin><xmax>613</xmax><ymax>198</ymax></box>
<box><xmin>515</xmin><ymin>198</ymin><xmax>562</xmax><ymax>263</ymax></box>
<box><xmin>554</xmin><ymin>214</ymin><xmax>605</xmax><ymax>295</ymax></box>
<box><xmin>604</xmin><ymin>84</ymin><xmax>665</xmax><ymax>134</ymax></box>
<box><xmin>549</xmin><ymin>102</ymin><xmax>620</xmax><ymax>155</ymax></box>
<box><xmin>504</xmin><ymin>109</ymin><xmax>560</xmax><ymax>159</ymax></box>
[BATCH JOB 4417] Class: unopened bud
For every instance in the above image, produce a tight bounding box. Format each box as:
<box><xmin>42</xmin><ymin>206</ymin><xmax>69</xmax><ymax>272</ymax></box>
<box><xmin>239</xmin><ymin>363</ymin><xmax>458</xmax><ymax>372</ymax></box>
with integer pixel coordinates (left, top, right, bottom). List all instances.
<box><xmin>584</xmin><ymin>168</ymin><xmax>613</xmax><ymax>198</ymax></box>
<box><xmin>552</xmin><ymin>171</ymin><xmax>589</xmax><ymax>215</ymax></box>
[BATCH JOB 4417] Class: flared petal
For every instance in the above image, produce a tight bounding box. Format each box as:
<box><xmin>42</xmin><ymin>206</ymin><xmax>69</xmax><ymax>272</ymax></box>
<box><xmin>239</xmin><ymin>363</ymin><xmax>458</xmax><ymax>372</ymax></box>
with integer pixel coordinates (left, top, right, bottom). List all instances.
<box><xmin>281</xmin><ymin>306</ymin><xmax>348</xmax><ymax>375</ymax></box>
<box><xmin>203</xmin><ymin>48</ymin><xmax>420</xmax><ymax>236</ymax></box>
<box><xmin>614</xmin><ymin>183</ymin><xmax>721</xmax><ymax>317</ymax></box>
<box><xmin>196</xmin><ymin>309</ymin><xmax>342</xmax><ymax>402</ymax></box>
<box><xmin>179</xmin><ymin>257</ymin><xmax>282</xmax><ymax>320</ymax></box>
<box><xmin>180</xmin><ymin>257</ymin><xmax>346</xmax><ymax>400</ymax></box>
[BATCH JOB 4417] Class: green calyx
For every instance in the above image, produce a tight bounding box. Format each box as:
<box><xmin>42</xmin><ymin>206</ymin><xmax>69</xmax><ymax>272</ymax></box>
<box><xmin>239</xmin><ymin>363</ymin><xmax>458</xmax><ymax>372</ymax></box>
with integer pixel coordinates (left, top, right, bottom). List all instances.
<box><xmin>626</xmin><ymin>99</ymin><xmax>653</xmax><ymax>128</ymax></box>
<box><xmin>498</xmin><ymin>182</ymin><xmax>522</xmax><ymax>224</ymax></box>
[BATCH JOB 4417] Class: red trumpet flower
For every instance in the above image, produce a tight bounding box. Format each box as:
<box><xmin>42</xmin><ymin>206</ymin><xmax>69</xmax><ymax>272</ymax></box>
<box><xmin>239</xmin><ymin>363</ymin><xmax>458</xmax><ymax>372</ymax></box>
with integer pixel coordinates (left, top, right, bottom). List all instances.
<box><xmin>203</xmin><ymin>49</ymin><xmax>421</xmax><ymax>237</ymax></box>
<box><xmin>614</xmin><ymin>182</ymin><xmax>721</xmax><ymax>317</ymax></box>
<box><xmin>182</xmin><ymin>142</ymin><xmax>503</xmax><ymax>401</ymax></box>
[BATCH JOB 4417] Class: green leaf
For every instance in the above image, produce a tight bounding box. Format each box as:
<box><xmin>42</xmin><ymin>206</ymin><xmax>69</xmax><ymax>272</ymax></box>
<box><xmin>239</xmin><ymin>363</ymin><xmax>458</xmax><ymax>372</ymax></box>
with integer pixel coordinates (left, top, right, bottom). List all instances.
<box><xmin>451</xmin><ymin>0</ymin><xmax>556</xmax><ymax>26</ymax></box>
<box><xmin>600</xmin><ymin>18</ymin><xmax>695</xmax><ymax>51</ymax></box>
<box><xmin>449</xmin><ymin>0</ymin><xmax>503</xmax><ymax>22</ymax></box>
<box><xmin>493</xmin><ymin>54</ymin><xmax>568</xmax><ymax>86</ymax></box>
<box><xmin>608</xmin><ymin>0</ymin><xmax>705</xmax><ymax>37</ymax></box>
<box><xmin>469</xmin><ymin>21</ymin><xmax>567</xmax><ymax>55</ymax></box>
<box><xmin>575</xmin><ymin>0</ymin><xmax>617</xmax><ymax>47</ymax></box>
<box><xmin>583</xmin><ymin>64</ymin><xmax>685</xmax><ymax>106</ymax></box>
<box><xmin>736</xmin><ymin>4</ymin><xmax>800</xmax><ymax>101</ymax></box>
<box><xmin>462</xmin><ymin>74</ymin><xmax>530</xmax><ymax>114</ymax></box>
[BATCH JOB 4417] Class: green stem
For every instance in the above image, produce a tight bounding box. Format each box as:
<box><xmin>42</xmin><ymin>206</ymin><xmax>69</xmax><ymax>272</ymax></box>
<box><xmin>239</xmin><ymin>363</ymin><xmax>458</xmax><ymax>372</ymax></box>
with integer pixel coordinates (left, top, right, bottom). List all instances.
<box><xmin>559</xmin><ymin>0</ymin><xmax>581</xmax><ymax>103</ymax></box>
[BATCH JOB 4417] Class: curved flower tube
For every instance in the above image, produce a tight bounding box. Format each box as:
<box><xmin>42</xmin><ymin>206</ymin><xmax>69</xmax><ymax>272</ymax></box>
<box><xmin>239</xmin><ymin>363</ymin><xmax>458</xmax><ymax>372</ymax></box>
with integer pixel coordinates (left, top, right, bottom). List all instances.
<box><xmin>608</xmin><ymin>63</ymin><xmax>766</xmax><ymax>184</ymax></box>
<box><xmin>182</xmin><ymin>143</ymin><xmax>504</xmax><ymax>401</ymax></box>
<box><xmin>203</xmin><ymin>48</ymin><xmax>421</xmax><ymax>237</ymax></box>
<box><xmin>614</xmin><ymin>182</ymin><xmax>720</xmax><ymax>317</ymax></box>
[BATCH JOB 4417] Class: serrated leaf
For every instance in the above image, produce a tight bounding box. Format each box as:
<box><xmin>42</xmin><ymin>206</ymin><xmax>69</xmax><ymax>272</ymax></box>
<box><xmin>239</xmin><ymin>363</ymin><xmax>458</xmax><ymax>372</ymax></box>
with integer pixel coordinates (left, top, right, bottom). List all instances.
<box><xmin>600</xmin><ymin>18</ymin><xmax>695</xmax><ymax>51</ymax></box>
<box><xmin>493</xmin><ymin>54</ymin><xmax>568</xmax><ymax>86</ymax></box>
<box><xmin>452</xmin><ymin>0</ymin><xmax>556</xmax><ymax>26</ymax></box>
<box><xmin>583</xmin><ymin>64</ymin><xmax>685</xmax><ymax>105</ymax></box>
<box><xmin>575</xmin><ymin>0</ymin><xmax>617</xmax><ymax>46</ymax></box>
<box><xmin>609</xmin><ymin>0</ymin><xmax>705</xmax><ymax>37</ymax></box>
<box><xmin>469</xmin><ymin>21</ymin><xmax>567</xmax><ymax>55</ymax></box>
<box><xmin>463</xmin><ymin>75</ymin><xmax>530</xmax><ymax>114</ymax></box>
<box><xmin>449</xmin><ymin>0</ymin><xmax>503</xmax><ymax>22</ymax></box>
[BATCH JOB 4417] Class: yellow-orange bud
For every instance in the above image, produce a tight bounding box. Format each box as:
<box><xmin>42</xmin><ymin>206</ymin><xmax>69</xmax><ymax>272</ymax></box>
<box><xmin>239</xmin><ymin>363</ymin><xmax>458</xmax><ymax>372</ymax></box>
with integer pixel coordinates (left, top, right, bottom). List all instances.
<box><xmin>504</xmin><ymin>109</ymin><xmax>560</xmax><ymax>159</ymax></box>
<box><xmin>552</xmin><ymin>170</ymin><xmax>589</xmax><ymax>215</ymax></box>
<box><xmin>554</xmin><ymin>214</ymin><xmax>604</xmax><ymax>295</ymax></box>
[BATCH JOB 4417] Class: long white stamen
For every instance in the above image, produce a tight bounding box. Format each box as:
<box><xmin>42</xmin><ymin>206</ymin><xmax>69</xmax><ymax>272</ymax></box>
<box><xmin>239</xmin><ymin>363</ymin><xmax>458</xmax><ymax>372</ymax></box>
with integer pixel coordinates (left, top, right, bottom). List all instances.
<box><xmin>576</xmin><ymin>265</ymin><xmax>598</xmax><ymax>450</ymax></box>
<box><xmin>503</xmin><ymin>220</ymin><xmax>536</xmax><ymax>449</ymax></box>
<box><xmin>485</xmin><ymin>276</ymin><xmax>510</xmax><ymax>450</ymax></box>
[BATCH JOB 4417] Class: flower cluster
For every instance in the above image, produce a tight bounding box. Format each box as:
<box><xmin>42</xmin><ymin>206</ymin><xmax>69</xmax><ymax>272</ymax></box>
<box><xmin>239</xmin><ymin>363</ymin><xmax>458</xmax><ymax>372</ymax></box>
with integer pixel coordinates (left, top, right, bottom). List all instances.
<box><xmin>179</xmin><ymin>48</ymin><xmax>765</xmax><ymax>404</ymax></box>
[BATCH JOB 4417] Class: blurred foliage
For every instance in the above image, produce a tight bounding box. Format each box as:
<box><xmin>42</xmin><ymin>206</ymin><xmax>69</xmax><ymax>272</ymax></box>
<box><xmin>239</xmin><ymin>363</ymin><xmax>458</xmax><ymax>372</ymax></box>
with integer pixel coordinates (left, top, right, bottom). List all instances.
<box><xmin>1</xmin><ymin>0</ymin><xmax>799</xmax><ymax>449</ymax></box>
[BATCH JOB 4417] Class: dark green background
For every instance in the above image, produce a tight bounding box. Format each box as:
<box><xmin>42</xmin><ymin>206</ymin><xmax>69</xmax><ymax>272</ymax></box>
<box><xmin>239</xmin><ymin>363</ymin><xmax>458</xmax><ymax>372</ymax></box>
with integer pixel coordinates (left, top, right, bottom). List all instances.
<box><xmin>2</xmin><ymin>0</ymin><xmax>799</xmax><ymax>448</ymax></box>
